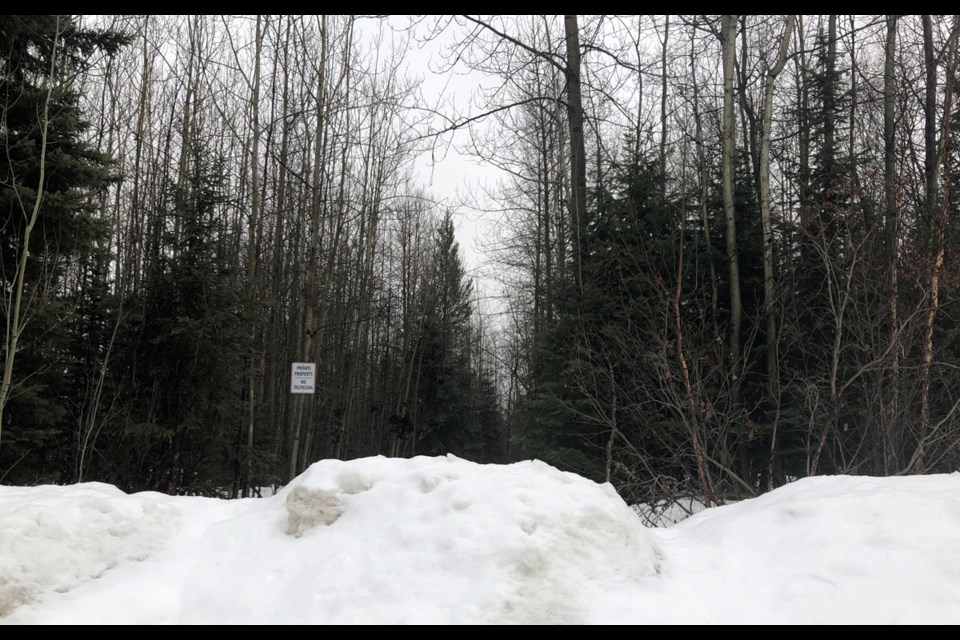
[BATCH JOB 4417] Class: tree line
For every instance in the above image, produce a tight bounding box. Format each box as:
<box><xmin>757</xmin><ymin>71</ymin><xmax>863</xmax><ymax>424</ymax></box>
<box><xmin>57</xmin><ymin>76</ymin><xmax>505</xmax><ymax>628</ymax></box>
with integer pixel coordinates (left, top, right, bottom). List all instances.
<box><xmin>450</xmin><ymin>15</ymin><xmax>960</xmax><ymax>504</ymax></box>
<box><xmin>0</xmin><ymin>15</ymin><xmax>502</xmax><ymax>494</ymax></box>
<box><xmin>3</xmin><ymin>15</ymin><xmax>960</xmax><ymax>507</ymax></box>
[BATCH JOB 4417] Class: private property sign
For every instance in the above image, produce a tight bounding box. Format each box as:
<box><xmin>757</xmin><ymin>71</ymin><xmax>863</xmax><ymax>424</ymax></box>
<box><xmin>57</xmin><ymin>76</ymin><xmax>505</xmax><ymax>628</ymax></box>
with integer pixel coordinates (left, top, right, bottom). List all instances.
<box><xmin>290</xmin><ymin>362</ymin><xmax>316</xmax><ymax>394</ymax></box>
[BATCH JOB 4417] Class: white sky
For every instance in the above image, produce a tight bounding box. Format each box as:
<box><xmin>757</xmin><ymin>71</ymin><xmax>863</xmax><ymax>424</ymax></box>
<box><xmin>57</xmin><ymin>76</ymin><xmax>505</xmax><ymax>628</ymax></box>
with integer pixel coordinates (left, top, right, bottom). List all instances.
<box><xmin>389</xmin><ymin>16</ymin><xmax>509</xmax><ymax>315</ymax></box>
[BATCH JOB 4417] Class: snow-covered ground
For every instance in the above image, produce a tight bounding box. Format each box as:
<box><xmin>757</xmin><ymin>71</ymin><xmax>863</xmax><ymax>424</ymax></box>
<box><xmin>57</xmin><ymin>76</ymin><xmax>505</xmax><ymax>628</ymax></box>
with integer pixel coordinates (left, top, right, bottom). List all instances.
<box><xmin>1</xmin><ymin>456</ymin><xmax>959</xmax><ymax>624</ymax></box>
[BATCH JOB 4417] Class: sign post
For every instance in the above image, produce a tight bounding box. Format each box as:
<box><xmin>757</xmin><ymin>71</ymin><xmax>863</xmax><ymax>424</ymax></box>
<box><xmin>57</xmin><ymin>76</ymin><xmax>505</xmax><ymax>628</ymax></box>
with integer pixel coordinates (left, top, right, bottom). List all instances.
<box><xmin>290</xmin><ymin>362</ymin><xmax>316</xmax><ymax>394</ymax></box>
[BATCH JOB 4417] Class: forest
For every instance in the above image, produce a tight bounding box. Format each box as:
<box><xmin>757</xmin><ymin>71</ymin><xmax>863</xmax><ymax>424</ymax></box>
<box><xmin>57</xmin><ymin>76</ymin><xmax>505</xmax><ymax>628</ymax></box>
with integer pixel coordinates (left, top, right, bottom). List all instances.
<box><xmin>2</xmin><ymin>15</ymin><xmax>959</xmax><ymax>507</ymax></box>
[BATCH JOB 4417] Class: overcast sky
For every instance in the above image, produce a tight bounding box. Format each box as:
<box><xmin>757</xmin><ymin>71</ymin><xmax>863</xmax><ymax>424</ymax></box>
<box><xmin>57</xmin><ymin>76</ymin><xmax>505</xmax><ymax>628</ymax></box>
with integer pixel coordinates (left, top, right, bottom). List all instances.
<box><xmin>390</xmin><ymin>16</ymin><xmax>509</xmax><ymax>317</ymax></box>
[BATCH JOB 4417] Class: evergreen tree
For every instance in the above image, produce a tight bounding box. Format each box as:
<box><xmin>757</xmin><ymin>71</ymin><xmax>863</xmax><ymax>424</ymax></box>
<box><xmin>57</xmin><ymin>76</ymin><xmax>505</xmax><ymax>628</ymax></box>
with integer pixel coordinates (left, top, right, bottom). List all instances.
<box><xmin>518</xmin><ymin>149</ymin><xmax>681</xmax><ymax>486</ymax></box>
<box><xmin>110</xmin><ymin>146</ymin><xmax>246</xmax><ymax>494</ymax></box>
<box><xmin>414</xmin><ymin>212</ymin><xmax>482</xmax><ymax>457</ymax></box>
<box><xmin>0</xmin><ymin>15</ymin><xmax>124</xmax><ymax>478</ymax></box>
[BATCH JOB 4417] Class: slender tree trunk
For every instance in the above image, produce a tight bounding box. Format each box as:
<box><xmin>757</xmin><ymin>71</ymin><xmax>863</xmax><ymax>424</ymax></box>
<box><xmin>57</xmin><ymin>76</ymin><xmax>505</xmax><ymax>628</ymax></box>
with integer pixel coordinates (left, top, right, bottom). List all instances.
<box><xmin>290</xmin><ymin>15</ymin><xmax>328</xmax><ymax>482</ymax></box>
<box><xmin>721</xmin><ymin>15</ymin><xmax>742</xmax><ymax>365</ymax></box>
<box><xmin>884</xmin><ymin>15</ymin><xmax>900</xmax><ymax>473</ymax></box>
<box><xmin>690</xmin><ymin>36</ymin><xmax>718</xmax><ymax>325</ymax></box>
<box><xmin>128</xmin><ymin>17</ymin><xmax>151</xmax><ymax>295</ymax></box>
<box><xmin>675</xmin><ymin>142</ymin><xmax>710</xmax><ymax>505</ymax></box>
<box><xmin>633</xmin><ymin>15</ymin><xmax>644</xmax><ymax>163</ymax></box>
<box><xmin>848</xmin><ymin>15</ymin><xmax>859</xmax><ymax>197</ymax></box>
<box><xmin>542</xmin><ymin>110</ymin><xmax>552</xmax><ymax>326</ymax></box>
<box><xmin>917</xmin><ymin>17</ymin><xmax>959</xmax><ymax>472</ymax></box>
<box><xmin>923</xmin><ymin>15</ymin><xmax>940</xmax><ymax>222</ymax></box>
<box><xmin>823</xmin><ymin>16</ymin><xmax>837</xmax><ymax>177</ymax></box>
<box><xmin>796</xmin><ymin>16</ymin><xmax>811</xmax><ymax>207</ymax></box>
<box><xmin>761</xmin><ymin>15</ymin><xmax>795</xmax><ymax>489</ymax></box>
<box><xmin>737</xmin><ymin>16</ymin><xmax>761</xmax><ymax>197</ymax></box>
<box><xmin>313</xmin><ymin>16</ymin><xmax>355</xmax><ymax>464</ymax></box>
<box><xmin>605</xmin><ymin>369</ymin><xmax>617</xmax><ymax>484</ymax></box>
<box><xmin>243</xmin><ymin>15</ymin><xmax>264</xmax><ymax>496</ymax></box>
<box><xmin>268</xmin><ymin>15</ymin><xmax>293</xmax><ymax>481</ymax></box>
<box><xmin>564</xmin><ymin>15</ymin><xmax>587</xmax><ymax>294</ymax></box>
<box><xmin>659</xmin><ymin>15</ymin><xmax>669</xmax><ymax>192</ymax></box>
<box><xmin>175</xmin><ymin>16</ymin><xmax>200</xmax><ymax>255</ymax></box>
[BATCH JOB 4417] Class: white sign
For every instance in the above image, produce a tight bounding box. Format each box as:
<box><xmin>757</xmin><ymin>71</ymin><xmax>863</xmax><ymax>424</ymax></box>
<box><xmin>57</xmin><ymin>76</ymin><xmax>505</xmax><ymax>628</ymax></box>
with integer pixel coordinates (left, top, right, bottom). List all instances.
<box><xmin>290</xmin><ymin>362</ymin><xmax>316</xmax><ymax>394</ymax></box>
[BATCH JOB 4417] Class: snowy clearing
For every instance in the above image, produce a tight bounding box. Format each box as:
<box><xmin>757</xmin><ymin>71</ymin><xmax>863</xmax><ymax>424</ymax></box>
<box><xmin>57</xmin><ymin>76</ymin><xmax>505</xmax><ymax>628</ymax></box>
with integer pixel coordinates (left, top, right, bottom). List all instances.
<box><xmin>1</xmin><ymin>456</ymin><xmax>959</xmax><ymax>624</ymax></box>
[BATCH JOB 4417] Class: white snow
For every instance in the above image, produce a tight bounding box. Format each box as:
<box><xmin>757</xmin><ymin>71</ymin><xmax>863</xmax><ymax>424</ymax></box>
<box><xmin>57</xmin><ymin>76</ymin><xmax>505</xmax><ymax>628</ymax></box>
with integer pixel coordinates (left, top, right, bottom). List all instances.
<box><xmin>0</xmin><ymin>483</ymin><xmax>179</xmax><ymax>617</ymax></box>
<box><xmin>2</xmin><ymin>456</ymin><xmax>959</xmax><ymax>624</ymax></box>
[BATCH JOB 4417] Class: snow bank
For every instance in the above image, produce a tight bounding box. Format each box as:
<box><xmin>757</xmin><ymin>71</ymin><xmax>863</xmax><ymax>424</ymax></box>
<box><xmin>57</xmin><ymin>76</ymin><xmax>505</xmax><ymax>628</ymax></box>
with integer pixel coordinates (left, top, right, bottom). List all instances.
<box><xmin>2</xmin><ymin>460</ymin><xmax>959</xmax><ymax>624</ymax></box>
<box><xmin>2</xmin><ymin>456</ymin><xmax>658</xmax><ymax>624</ymax></box>
<box><xmin>263</xmin><ymin>456</ymin><xmax>661</xmax><ymax>623</ymax></box>
<box><xmin>0</xmin><ymin>483</ymin><xmax>179</xmax><ymax>616</ymax></box>
<box><xmin>651</xmin><ymin>474</ymin><xmax>960</xmax><ymax>624</ymax></box>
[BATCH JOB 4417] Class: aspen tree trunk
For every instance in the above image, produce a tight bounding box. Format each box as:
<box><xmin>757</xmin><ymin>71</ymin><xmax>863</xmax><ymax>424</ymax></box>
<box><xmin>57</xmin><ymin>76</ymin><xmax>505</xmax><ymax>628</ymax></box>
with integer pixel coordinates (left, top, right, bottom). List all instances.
<box><xmin>175</xmin><ymin>16</ymin><xmax>201</xmax><ymax>256</ymax></box>
<box><xmin>633</xmin><ymin>15</ymin><xmax>644</xmax><ymax>163</ymax></box>
<box><xmin>128</xmin><ymin>16</ymin><xmax>151</xmax><ymax>295</ymax></box>
<box><xmin>796</xmin><ymin>16</ymin><xmax>811</xmax><ymax>209</ymax></box>
<box><xmin>312</xmin><ymin>16</ymin><xmax>355</xmax><ymax>463</ymax></box>
<box><xmin>737</xmin><ymin>17</ymin><xmax>761</xmax><ymax>195</ymax></box>
<box><xmin>721</xmin><ymin>15</ymin><xmax>742</xmax><ymax>366</ymax></box>
<box><xmin>848</xmin><ymin>15</ymin><xmax>859</xmax><ymax>194</ymax></box>
<box><xmin>761</xmin><ymin>15</ymin><xmax>795</xmax><ymax>488</ymax></box>
<box><xmin>884</xmin><ymin>15</ymin><xmax>900</xmax><ymax>473</ymax></box>
<box><xmin>917</xmin><ymin>17</ymin><xmax>959</xmax><ymax>472</ymax></box>
<box><xmin>564</xmin><ymin>15</ymin><xmax>587</xmax><ymax>294</ymax></box>
<box><xmin>268</xmin><ymin>16</ymin><xmax>293</xmax><ymax>476</ymax></box>
<box><xmin>923</xmin><ymin>16</ymin><xmax>940</xmax><ymax>220</ymax></box>
<box><xmin>290</xmin><ymin>15</ymin><xmax>328</xmax><ymax>482</ymax></box>
<box><xmin>690</xmin><ymin>35</ymin><xmax>718</xmax><ymax>324</ymax></box>
<box><xmin>660</xmin><ymin>15</ymin><xmax>669</xmax><ymax>191</ymax></box>
<box><xmin>244</xmin><ymin>15</ymin><xmax>263</xmax><ymax>495</ymax></box>
<box><xmin>542</xmin><ymin>108</ymin><xmax>552</xmax><ymax>325</ymax></box>
<box><xmin>675</xmin><ymin>142</ymin><xmax>711</xmax><ymax>504</ymax></box>
<box><xmin>823</xmin><ymin>16</ymin><xmax>837</xmax><ymax>176</ymax></box>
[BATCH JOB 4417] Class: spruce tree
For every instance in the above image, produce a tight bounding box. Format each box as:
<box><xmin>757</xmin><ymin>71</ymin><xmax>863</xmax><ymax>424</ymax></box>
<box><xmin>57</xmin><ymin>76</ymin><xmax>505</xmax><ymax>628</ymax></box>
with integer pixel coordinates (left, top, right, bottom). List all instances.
<box><xmin>113</xmin><ymin>146</ymin><xmax>246</xmax><ymax>494</ymax></box>
<box><xmin>0</xmin><ymin>16</ymin><xmax>124</xmax><ymax>477</ymax></box>
<box><xmin>415</xmin><ymin>212</ymin><xmax>480</xmax><ymax>457</ymax></box>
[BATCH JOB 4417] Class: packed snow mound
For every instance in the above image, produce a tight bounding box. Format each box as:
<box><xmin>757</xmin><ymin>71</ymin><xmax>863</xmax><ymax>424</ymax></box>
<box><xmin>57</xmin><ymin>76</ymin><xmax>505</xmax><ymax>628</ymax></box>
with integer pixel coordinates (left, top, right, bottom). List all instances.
<box><xmin>2</xmin><ymin>461</ymin><xmax>959</xmax><ymax>624</ymax></box>
<box><xmin>649</xmin><ymin>474</ymin><xmax>960</xmax><ymax>624</ymax></box>
<box><xmin>260</xmin><ymin>456</ymin><xmax>661</xmax><ymax>624</ymax></box>
<box><xmin>0</xmin><ymin>483</ymin><xmax>179</xmax><ymax>616</ymax></box>
<box><xmin>2</xmin><ymin>456</ymin><xmax>659</xmax><ymax>624</ymax></box>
